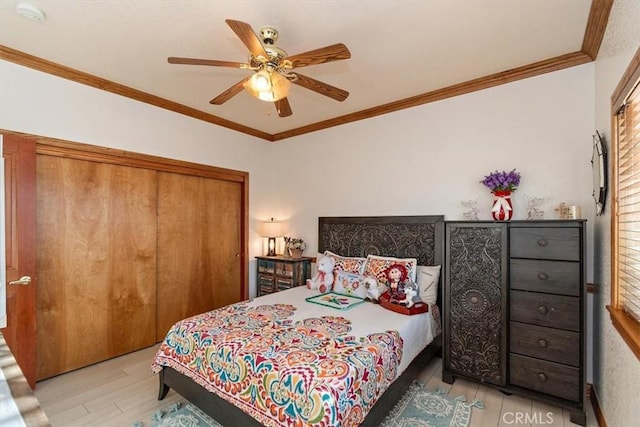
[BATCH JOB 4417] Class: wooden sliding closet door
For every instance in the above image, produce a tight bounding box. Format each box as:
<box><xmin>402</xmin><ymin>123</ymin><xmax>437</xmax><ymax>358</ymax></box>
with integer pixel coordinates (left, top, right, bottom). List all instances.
<box><xmin>36</xmin><ymin>156</ymin><xmax>157</xmax><ymax>379</ymax></box>
<box><xmin>156</xmin><ymin>172</ymin><xmax>242</xmax><ymax>340</ymax></box>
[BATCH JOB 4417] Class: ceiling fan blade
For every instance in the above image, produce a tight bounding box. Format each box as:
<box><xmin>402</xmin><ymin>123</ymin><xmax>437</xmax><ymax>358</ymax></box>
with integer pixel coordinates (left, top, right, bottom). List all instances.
<box><xmin>275</xmin><ymin>98</ymin><xmax>292</xmax><ymax>117</ymax></box>
<box><xmin>287</xmin><ymin>43</ymin><xmax>351</xmax><ymax>68</ymax></box>
<box><xmin>225</xmin><ymin>19</ymin><xmax>268</xmax><ymax>59</ymax></box>
<box><xmin>292</xmin><ymin>73</ymin><xmax>349</xmax><ymax>102</ymax></box>
<box><xmin>209</xmin><ymin>77</ymin><xmax>250</xmax><ymax>105</ymax></box>
<box><xmin>168</xmin><ymin>57</ymin><xmax>247</xmax><ymax>68</ymax></box>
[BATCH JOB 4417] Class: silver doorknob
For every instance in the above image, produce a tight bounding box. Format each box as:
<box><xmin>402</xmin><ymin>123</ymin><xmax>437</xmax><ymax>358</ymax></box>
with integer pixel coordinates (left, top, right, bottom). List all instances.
<box><xmin>9</xmin><ymin>276</ymin><xmax>31</xmax><ymax>286</ymax></box>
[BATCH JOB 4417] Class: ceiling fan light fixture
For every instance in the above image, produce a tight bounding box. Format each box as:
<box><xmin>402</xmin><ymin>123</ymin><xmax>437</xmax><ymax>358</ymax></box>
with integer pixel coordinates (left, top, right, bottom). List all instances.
<box><xmin>244</xmin><ymin>69</ymin><xmax>291</xmax><ymax>102</ymax></box>
<box><xmin>251</xmin><ymin>70</ymin><xmax>272</xmax><ymax>91</ymax></box>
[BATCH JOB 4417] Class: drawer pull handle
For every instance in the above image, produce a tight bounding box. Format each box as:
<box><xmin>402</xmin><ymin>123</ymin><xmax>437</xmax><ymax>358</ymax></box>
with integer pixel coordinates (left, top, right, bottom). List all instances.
<box><xmin>538</xmin><ymin>338</ymin><xmax>548</xmax><ymax>348</ymax></box>
<box><xmin>537</xmin><ymin>239</ymin><xmax>549</xmax><ymax>247</ymax></box>
<box><xmin>538</xmin><ymin>305</ymin><xmax>548</xmax><ymax>314</ymax></box>
<box><xmin>537</xmin><ymin>272</ymin><xmax>549</xmax><ymax>281</ymax></box>
<box><xmin>537</xmin><ymin>372</ymin><xmax>548</xmax><ymax>382</ymax></box>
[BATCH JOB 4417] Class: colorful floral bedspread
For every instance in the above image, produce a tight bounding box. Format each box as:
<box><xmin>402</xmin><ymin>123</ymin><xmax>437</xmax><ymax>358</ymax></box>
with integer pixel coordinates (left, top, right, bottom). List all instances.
<box><xmin>152</xmin><ymin>301</ymin><xmax>403</xmax><ymax>427</ymax></box>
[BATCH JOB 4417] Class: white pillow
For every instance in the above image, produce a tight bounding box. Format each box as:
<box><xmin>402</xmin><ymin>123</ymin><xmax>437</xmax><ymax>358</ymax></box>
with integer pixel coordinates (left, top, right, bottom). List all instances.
<box><xmin>416</xmin><ymin>265</ymin><xmax>441</xmax><ymax>305</ymax></box>
<box><xmin>333</xmin><ymin>270</ymin><xmax>370</xmax><ymax>299</ymax></box>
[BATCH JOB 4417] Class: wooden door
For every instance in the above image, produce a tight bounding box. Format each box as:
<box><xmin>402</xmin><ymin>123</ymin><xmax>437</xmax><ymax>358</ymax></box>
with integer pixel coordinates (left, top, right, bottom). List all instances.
<box><xmin>1</xmin><ymin>134</ymin><xmax>37</xmax><ymax>389</ymax></box>
<box><xmin>36</xmin><ymin>155</ymin><xmax>158</xmax><ymax>379</ymax></box>
<box><xmin>156</xmin><ymin>172</ymin><xmax>243</xmax><ymax>340</ymax></box>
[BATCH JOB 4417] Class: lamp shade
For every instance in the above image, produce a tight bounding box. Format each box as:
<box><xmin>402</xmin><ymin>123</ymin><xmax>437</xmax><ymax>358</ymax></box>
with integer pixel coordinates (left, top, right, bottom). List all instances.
<box><xmin>261</xmin><ymin>219</ymin><xmax>283</xmax><ymax>237</ymax></box>
<box><xmin>244</xmin><ymin>70</ymin><xmax>291</xmax><ymax>102</ymax></box>
<box><xmin>262</xmin><ymin>219</ymin><xmax>283</xmax><ymax>257</ymax></box>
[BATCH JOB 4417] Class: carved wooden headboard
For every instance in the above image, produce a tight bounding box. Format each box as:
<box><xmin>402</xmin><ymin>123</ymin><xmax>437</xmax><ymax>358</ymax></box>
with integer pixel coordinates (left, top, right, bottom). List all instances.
<box><xmin>318</xmin><ymin>215</ymin><xmax>445</xmax><ymax>312</ymax></box>
<box><xmin>318</xmin><ymin>215</ymin><xmax>444</xmax><ymax>267</ymax></box>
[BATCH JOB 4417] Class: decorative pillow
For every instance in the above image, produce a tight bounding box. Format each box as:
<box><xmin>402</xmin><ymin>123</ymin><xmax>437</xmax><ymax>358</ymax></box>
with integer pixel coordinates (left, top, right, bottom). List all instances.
<box><xmin>363</xmin><ymin>254</ymin><xmax>418</xmax><ymax>286</ymax></box>
<box><xmin>332</xmin><ymin>270</ymin><xmax>371</xmax><ymax>299</ymax></box>
<box><xmin>416</xmin><ymin>265</ymin><xmax>441</xmax><ymax>305</ymax></box>
<box><xmin>323</xmin><ymin>250</ymin><xmax>367</xmax><ymax>274</ymax></box>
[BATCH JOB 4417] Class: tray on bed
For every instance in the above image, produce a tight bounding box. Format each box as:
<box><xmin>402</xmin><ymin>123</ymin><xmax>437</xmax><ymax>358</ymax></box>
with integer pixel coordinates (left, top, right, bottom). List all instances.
<box><xmin>379</xmin><ymin>292</ymin><xmax>429</xmax><ymax>315</ymax></box>
<box><xmin>306</xmin><ymin>291</ymin><xmax>367</xmax><ymax>310</ymax></box>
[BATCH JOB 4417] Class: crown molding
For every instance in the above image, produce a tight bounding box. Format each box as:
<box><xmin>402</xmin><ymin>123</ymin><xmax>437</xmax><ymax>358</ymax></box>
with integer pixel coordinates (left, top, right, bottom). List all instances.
<box><xmin>0</xmin><ymin>1</ymin><xmax>611</xmax><ymax>142</ymax></box>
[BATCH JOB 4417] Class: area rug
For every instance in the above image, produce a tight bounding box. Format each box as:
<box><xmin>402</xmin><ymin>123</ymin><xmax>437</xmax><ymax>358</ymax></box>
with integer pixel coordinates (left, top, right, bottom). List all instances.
<box><xmin>131</xmin><ymin>401</ymin><xmax>222</xmax><ymax>427</ymax></box>
<box><xmin>134</xmin><ymin>382</ymin><xmax>482</xmax><ymax>427</ymax></box>
<box><xmin>381</xmin><ymin>382</ymin><xmax>484</xmax><ymax>427</ymax></box>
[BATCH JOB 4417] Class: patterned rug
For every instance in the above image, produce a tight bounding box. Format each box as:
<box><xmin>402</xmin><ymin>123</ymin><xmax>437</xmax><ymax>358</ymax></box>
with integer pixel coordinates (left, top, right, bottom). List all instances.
<box><xmin>133</xmin><ymin>382</ymin><xmax>482</xmax><ymax>427</ymax></box>
<box><xmin>381</xmin><ymin>382</ymin><xmax>484</xmax><ymax>427</ymax></box>
<box><xmin>131</xmin><ymin>402</ymin><xmax>222</xmax><ymax>427</ymax></box>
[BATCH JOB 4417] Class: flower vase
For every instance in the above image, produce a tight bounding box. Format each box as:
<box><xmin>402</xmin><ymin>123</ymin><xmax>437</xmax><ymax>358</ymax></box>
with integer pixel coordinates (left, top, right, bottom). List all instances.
<box><xmin>491</xmin><ymin>190</ymin><xmax>513</xmax><ymax>221</ymax></box>
<box><xmin>290</xmin><ymin>248</ymin><xmax>303</xmax><ymax>258</ymax></box>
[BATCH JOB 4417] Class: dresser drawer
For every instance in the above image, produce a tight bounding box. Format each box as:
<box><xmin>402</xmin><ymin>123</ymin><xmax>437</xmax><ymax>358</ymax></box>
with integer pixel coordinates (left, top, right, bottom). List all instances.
<box><xmin>276</xmin><ymin>277</ymin><xmax>294</xmax><ymax>291</ymax></box>
<box><xmin>510</xmin><ymin>322</ymin><xmax>580</xmax><ymax>366</ymax></box>
<box><xmin>258</xmin><ymin>274</ymin><xmax>275</xmax><ymax>295</ymax></box>
<box><xmin>510</xmin><ymin>227</ymin><xmax>580</xmax><ymax>261</ymax></box>
<box><xmin>510</xmin><ymin>259</ymin><xmax>580</xmax><ymax>296</ymax></box>
<box><xmin>258</xmin><ymin>260</ymin><xmax>275</xmax><ymax>274</ymax></box>
<box><xmin>274</xmin><ymin>262</ymin><xmax>294</xmax><ymax>278</ymax></box>
<box><xmin>510</xmin><ymin>291</ymin><xmax>579</xmax><ymax>331</ymax></box>
<box><xmin>510</xmin><ymin>354</ymin><xmax>580</xmax><ymax>402</ymax></box>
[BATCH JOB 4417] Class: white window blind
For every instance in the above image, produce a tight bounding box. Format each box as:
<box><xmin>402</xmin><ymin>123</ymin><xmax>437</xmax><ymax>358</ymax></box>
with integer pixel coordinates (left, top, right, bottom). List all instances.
<box><xmin>616</xmin><ymin>77</ymin><xmax>640</xmax><ymax>323</ymax></box>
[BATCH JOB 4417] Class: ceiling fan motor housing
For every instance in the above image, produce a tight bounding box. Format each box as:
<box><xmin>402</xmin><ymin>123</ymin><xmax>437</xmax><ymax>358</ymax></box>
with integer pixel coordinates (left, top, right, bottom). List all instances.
<box><xmin>251</xmin><ymin>47</ymin><xmax>287</xmax><ymax>65</ymax></box>
<box><xmin>259</xmin><ymin>26</ymin><xmax>278</xmax><ymax>45</ymax></box>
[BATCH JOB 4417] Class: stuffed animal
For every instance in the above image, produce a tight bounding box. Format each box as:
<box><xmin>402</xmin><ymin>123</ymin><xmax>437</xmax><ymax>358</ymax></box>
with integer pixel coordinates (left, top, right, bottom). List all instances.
<box><xmin>306</xmin><ymin>255</ymin><xmax>335</xmax><ymax>293</ymax></box>
<box><xmin>364</xmin><ymin>277</ymin><xmax>384</xmax><ymax>302</ymax></box>
<box><xmin>398</xmin><ymin>281</ymin><xmax>422</xmax><ymax>308</ymax></box>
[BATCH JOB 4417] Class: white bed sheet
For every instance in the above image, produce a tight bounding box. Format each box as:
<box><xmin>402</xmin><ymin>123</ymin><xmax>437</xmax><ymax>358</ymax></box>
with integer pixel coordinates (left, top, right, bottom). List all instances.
<box><xmin>248</xmin><ymin>286</ymin><xmax>438</xmax><ymax>377</ymax></box>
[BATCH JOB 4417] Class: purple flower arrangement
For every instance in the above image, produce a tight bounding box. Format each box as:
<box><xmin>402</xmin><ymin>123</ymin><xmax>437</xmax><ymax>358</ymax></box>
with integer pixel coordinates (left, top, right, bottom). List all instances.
<box><xmin>480</xmin><ymin>169</ymin><xmax>521</xmax><ymax>192</ymax></box>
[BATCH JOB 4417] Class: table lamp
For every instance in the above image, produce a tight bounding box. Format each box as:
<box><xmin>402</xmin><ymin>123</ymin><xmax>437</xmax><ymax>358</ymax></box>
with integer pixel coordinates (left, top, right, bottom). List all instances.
<box><xmin>262</xmin><ymin>218</ymin><xmax>283</xmax><ymax>256</ymax></box>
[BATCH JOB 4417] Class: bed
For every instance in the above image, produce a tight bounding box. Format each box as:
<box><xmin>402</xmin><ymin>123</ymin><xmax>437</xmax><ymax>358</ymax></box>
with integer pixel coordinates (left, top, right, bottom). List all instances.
<box><xmin>152</xmin><ymin>215</ymin><xmax>444</xmax><ymax>426</ymax></box>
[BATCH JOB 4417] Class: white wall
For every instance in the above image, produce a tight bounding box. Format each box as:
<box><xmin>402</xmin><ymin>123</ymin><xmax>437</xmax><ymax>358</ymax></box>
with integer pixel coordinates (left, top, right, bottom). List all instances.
<box><xmin>0</xmin><ymin>52</ymin><xmax>597</xmax><ymax>293</ymax></box>
<box><xmin>0</xmin><ymin>60</ymin><xmax>276</xmax><ymax>296</ymax></box>
<box><xmin>272</xmin><ymin>64</ymin><xmax>596</xmax><ymax>267</ymax></box>
<box><xmin>592</xmin><ymin>1</ymin><xmax>640</xmax><ymax>426</ymax></box>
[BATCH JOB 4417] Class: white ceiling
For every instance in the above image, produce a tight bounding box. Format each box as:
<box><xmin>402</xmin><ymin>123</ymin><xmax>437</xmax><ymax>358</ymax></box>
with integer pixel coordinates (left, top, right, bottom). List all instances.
<box><xmin>0</xmin><ymin>1</ymin><xmax>594</xmax><ymax>137</ymax></box>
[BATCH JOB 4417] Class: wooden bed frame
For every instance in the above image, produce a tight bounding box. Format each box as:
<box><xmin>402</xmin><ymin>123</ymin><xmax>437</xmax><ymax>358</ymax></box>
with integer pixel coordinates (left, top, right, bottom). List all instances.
<box><xmin>157</xmin><ymin>215</ymin><xmax>445</xmax><ymax>426</ymax></box>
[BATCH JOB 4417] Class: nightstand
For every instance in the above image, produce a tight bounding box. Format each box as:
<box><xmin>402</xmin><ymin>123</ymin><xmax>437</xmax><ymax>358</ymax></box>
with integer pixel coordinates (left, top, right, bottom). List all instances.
<box><xmin>256</xmin><ymin>256</ymin><xmax>312</xmax><ymax>296</ymax></box>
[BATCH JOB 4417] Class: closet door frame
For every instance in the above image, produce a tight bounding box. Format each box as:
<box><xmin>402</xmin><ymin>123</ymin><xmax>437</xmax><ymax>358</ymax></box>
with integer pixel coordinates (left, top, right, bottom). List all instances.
<box><xmin>29</xmin><ymin>132</ymin><xmax>251</xmax><ymax>304</ymax></box>
<box><xmin>3</xmin><ymin>130</ymin><xmax>248</xmax><ymax>379</ymax></box>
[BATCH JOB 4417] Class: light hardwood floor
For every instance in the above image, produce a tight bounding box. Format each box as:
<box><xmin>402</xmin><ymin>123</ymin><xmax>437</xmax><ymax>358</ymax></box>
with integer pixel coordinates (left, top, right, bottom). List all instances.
<box><xmin>34</xmin><ymin>345</ymin><xmax>598</xmax><ymax>426</ymax></box>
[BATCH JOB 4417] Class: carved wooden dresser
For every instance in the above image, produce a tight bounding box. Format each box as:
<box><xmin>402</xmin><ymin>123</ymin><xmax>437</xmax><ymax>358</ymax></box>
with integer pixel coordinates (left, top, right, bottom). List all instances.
<box><xmin>442</xmin><ymin>220</ymin><xmax>586</xmax><ymax>425</ymax></box>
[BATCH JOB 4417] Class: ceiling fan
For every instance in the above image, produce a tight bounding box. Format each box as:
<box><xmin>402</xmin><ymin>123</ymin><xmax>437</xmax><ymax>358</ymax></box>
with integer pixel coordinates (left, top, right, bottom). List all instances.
<box><xmin>168</xmin><ymin>19</ymin><xmax>351</xmax><ymax>118</ymax></box>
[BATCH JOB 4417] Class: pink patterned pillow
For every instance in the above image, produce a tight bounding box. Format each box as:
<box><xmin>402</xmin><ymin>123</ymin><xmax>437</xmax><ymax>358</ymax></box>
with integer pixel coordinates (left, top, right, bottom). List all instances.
<box><xmin>363</xmin><ymin>254</ymin><xmax>418</xmax><ymax>286</ymax></box>
<box><xmin>323</xmin><ymin>251</ymin><xmax>367</xmax><ymax>274</ymax></box>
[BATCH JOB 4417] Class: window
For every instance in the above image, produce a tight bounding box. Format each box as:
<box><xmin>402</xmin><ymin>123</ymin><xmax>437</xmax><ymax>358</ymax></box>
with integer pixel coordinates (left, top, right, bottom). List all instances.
<box><xmin>610</xmin><ymin>47</ymin><xmax>640</xmax><ymax>359</ymax></box>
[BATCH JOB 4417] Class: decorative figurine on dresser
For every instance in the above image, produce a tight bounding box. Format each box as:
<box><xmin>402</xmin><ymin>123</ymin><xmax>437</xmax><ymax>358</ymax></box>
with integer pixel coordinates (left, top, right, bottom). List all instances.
<box><xmin>443</xmin><ymin>220</ymin><xmax>587</xmax><ymax>425</ymax></box>
<box><xmin>256</xmin><ymin>255</ymin><xmax>312</xmax><ymax>296</ymax></box>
